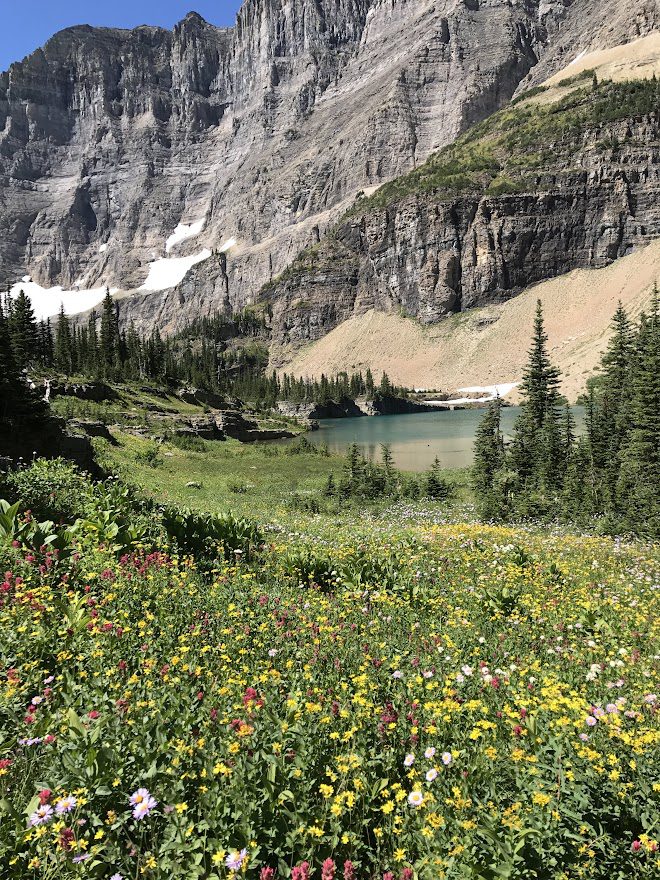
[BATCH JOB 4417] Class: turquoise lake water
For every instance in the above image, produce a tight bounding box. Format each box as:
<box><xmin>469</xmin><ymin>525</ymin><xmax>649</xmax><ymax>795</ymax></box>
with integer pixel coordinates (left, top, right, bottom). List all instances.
<box><xmin>292</xmin><ymin>406</ymin><xmax>584</xmax><ymax>471</ymax></box>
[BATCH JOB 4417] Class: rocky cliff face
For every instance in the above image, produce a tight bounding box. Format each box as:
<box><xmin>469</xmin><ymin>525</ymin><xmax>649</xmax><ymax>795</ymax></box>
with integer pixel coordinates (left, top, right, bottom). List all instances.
<box><xmin>265</xmin><ymin>85</ymin><xmax>660</xmax><ymax>351</ymax></box>
<box><xmin>2</xmin><ymin>0</ymin><xmax>658</xmax><ymax>341</ymax></box>
<box><xmin>1</xmin><ymin>0</ymin><xmax>593</xmax><ymax>326</ymax></box>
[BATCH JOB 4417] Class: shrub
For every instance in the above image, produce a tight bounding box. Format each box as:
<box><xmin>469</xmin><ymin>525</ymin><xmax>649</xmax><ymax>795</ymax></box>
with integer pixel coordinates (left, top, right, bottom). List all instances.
<box><xmin>1</xmin><ymin>458</ymin><xmax>94</xmax><ymax>523</ymax></box>
<box><xmin>162</xmin><ymin>509</ymin><xmax>263</xmax><ymax>565</ymax></box>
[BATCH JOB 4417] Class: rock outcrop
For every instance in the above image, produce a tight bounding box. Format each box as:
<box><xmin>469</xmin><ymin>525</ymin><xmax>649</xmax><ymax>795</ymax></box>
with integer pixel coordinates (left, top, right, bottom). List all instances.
<box><xmin>266</xmin><ymin>98</ymin><xmax>660</xmax><ymax>348</ymax></box>
<box><xmin>3</xmin><ymin>0</ymin><xmax>640</xmax><ymax>332</ymax></box>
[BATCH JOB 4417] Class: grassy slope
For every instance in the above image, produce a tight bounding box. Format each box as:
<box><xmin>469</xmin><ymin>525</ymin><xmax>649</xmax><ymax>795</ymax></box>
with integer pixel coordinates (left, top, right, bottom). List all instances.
<box><xmin>97</xmin><ymin>432</ymin><xmax>343</xmax><ymax>518</ymax></box>
<box><xmin>357</xmin><ymin>76</ymin><xmax>658</xmax><ymax>210</ymax></box>
<box><xmin>96</xmin><ymin>431</ymin><xmax>474</xmax><ymax>520</ymax></box>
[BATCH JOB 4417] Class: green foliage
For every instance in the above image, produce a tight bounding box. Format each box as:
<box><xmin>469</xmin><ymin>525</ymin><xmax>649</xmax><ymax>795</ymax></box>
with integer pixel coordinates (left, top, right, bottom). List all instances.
<box><xmin>167</xmin><ymin>434</ymin><xmax>208</xmax><ymax>453</ymax></box>
<box><xmin>354</xmin><ymin>78</ymin><xmax>660</xmax><ymax>211</ymax></box>
<box><xmin>473</xmin><ymin>290</ymin><xmax>660</xmax><ymax>536</ymax></box>
<box><xmin>134</xmin><ymin>444</ymin><xmax>164</xmax><ymax>468</ymax></box>
<box><xmin>1</xmin><ymin>458</ymin><xmax>95</xmax><ymax>523</ymax></box>
<box><xmin>162</xmin><ymin>508</ymin><xmax>263</xmax><ymax>565</ymax></box>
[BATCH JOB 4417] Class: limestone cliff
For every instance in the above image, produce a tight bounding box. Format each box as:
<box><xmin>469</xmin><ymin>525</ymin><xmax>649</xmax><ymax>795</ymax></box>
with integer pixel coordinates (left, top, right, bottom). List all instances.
<box><xmin>0</xmin><ymin>0</ymin><xmax>602</xmax><ymax>323</ymax></box>
<box><xmin>264</xmin><ymin>78</ymin><xmax>660</xmax><ymax>349</ymax></box>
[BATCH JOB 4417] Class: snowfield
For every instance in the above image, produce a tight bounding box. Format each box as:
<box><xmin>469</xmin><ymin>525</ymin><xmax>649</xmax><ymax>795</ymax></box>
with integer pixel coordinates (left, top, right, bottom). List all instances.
<box><xmin>9</xmin><ymin>279</ymin><xmax>117</xmax><ymax>322</ymax></box>
<box><xmin>458</xmin><ymin>383</ymin><xmax>519</xmax><ymax>398</ymax></box>
<box><xmin>165</xmin><ymin>219</ymin><xmax>206</xmax><ymax>254</ymax></box>
<box><xmin>138</xmin><ymin>249</ymin><xmax>212</xmax><ymax>292</ymax></box>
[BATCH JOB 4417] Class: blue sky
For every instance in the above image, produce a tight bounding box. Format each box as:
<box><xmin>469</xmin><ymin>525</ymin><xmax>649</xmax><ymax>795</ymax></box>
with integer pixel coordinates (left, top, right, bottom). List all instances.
<box><xmin>0</xmin><ymin>1</ymin><xmax>243</xmax><ymax>72</ymax></box>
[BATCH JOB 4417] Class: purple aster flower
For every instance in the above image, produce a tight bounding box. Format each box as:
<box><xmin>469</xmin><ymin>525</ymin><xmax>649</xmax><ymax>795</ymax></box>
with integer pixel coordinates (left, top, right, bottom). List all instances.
<box><xmin>585</xmin><ymin>716</ymin><xmax>597</xmax><ymax>727</ymax></box>
<box><xmin>129</xmin><ymin>788</ymin><xmax>157</xmax><ymax>820</ymax></box>
<box><xmin>441</xmin><ymin>751</ymin><xmax>453</xmax><ymax>766</ymax></box>
<box><xmin>110</xmin><ymin>875</ymin><xmax>124</xmax><ymax>880</ymax></box>
<box><xmin>225</xmin><ymin>849</ymin><xmax>248</xmax><ymax>872</ymax></box>
<box><xmin>56</xmin><ymin>795</ymin><xmax>77</xmax><ymax>815</ymax></box>
<box><xmin>73</xmin><ymin>854</ymin><xmax>90</xmax><ymax>863</ymax></box>
<box><xmin>29</xmin><ymin>804</ymin><xmax>53</xmax><ymax>826</ymax></box>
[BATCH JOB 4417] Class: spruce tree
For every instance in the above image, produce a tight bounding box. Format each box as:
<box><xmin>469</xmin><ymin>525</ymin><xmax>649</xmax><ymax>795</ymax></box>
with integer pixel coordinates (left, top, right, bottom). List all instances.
<box><xmin>508</xmin><ymin>301</ymin><xmax>564</xmax><ymax>515</ymax></box>
<box><xmin>99</xmin><ymin>289</ymin><xmax>117</xmax><ymax>379</ymax></box>
<box><xmin>616</xmin><ymin>289</ymin><xmax>660</xmax><ymax>536</ymax></box>
<box><xmin>9</xmin><ymin>290</ymin><xmax>38</xmax><ymax>370</ymax></box>
<box><xmin>472</xmin><ymin>397</ymin><xmax>506</xmax><ymax>518</ymax></box>
<box><xmin>55</xmin><ymin>306</ymin><xmax>74</xmax><ymax>375</ymax></box>
<box><xmin>520</xmin><ymin>300</ymin><xmax>561</xmax><ymax>429</ymax></box>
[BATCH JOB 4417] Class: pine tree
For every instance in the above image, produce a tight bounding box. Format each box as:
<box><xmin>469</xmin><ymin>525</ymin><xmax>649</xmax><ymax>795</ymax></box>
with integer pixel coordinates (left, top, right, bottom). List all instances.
<box><xmin>520</xmin><ymin>300</ymin><xmax>561</xmax><ymax>429</ymax></box>
<box><xmin>55</xmin><ymin>306</ymin><xmax>74</xmax><ymax>375</ymax></box>
<box><xmin>99</xmin><ymin>289</ymin><xmax>117</xmax><ymax>379</ymax></box>
<box><xmin>508</xmin><ymin>301</ymin><xmax>564</xmax><ymax>515</ymax></box>
<box><xmin>425</xmin><ymin>457</ymin><xmax>452</xmax><ymax>500</ymax></box>
<box><xmin>0</xmin><ymin>301</ymin><xmax>47</xmax><ymax>450</ymax></box>
<box><xmin>472</xmin><ymin>397</ymin><xmax>506</xmax><ymax>518</ymax></box>
<box><xmin>9</xmin><ymin>290</ymin><xmax>38</xmax><ymax>370</ymax></box>
<box><xmin>616</xmin><ymin>288</ymin><xmax>660</xmax><ymax>536</ymax></box>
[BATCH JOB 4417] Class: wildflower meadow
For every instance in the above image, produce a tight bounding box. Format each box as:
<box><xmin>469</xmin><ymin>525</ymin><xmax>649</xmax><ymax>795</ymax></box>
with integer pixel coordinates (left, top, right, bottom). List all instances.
<box><xmin>0</xmin><ymin>462</ymin><xmax>659</xmax><ymax>879</ymax></box>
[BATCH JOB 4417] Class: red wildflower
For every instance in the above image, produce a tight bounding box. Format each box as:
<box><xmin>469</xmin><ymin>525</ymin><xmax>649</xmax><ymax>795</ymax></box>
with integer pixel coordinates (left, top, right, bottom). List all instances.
<box><xmin>321</xmin><ymin>859</ymin><xmax>336</xmax><ymax>880</ymax></box>
<box><xmin>58</xmin><ymin>827</ymin><xmax>75</xmax><ymax>850</ymax></box>
<box><xmin>344</xmin><ymin>861</ymin><xmax>356</xmax><ymax>880</ymax></box>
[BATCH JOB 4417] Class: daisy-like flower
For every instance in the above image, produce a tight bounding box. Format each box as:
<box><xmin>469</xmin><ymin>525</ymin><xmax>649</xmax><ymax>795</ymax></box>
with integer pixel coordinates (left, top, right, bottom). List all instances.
<box><xmin>110</xmin><ymin>875</ymin><xmax>124</xmax><ymax>880</ymax></box>
<box><xmin>441</xmin><ymin>751</ymin><xmax>453</xmax><ymax>766</ymax></box>
<box><xmin>392</xmin><ymin>670</ymin><xmax>404</xmax><ymax>679</ymax></box>
<box><xmin>408</xmin><ymin>790</ymin><xmax>424</xmax><ymax>807</ymax></box>
<box><xmin>129</xmin><ymin>788</ymin><xmax>157</xmax><ymax>819</ymax></box>
<box><xmin>29</xmin><ymin>804</ymin><xmax>53</xmax><ymax>826</ymax></box>
<box><xmin>55</xmin><ymin>795</ymin><xmax>77</xmax><ymax>815</ymax></box>
<box><xmin>225</xmin><ymin>849</ymin><xmax>248</xmax><ymax>872</ymax></box>
<box><xmin>424</xmin><ymin>747</ymin><xmax>436</xmax><ymax>759</ymax></box>
<box><xmin>425</xmin><ymin>768</ymin><xmax>438</xmax><ymax>782</ymax></box>
<box><xmin>585</xmin><ymin>716</ymin><xmax>597</xmax><ymax>727</ymax></box>
<box><xmin>461</xmin><ymin>665</ymin><xmax>474</xmax><ymax>677</ymax></box>
<box><xmin>403</xmin><ymin>753</ymin><xmax>415</xmax><ymax>767</ymax></box>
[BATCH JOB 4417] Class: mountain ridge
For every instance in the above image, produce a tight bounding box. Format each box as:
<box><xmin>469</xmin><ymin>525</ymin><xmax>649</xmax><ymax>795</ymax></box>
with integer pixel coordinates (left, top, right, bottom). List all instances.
<box><xmin>1</xmin><ymin>0</ymin><xmax>658</xmax><ymax>360</ymax></box>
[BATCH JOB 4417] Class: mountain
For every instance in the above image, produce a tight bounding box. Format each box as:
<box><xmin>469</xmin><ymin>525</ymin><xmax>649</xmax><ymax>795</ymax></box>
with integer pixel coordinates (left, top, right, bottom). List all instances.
<box><xmin>1</xmin><ymin>0</ymin><xmax>659</xmax><ymax>394</ymax></box>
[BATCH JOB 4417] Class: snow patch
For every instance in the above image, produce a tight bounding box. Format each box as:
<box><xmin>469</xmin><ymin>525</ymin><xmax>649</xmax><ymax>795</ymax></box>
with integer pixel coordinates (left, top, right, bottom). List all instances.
<box><xmin>568</xmin><ymin>49</ymin><xmax>587</xmax><ymax>67</ymax></box>
<box><xmin>98</xmin><ymin>243</ymin><xmax>108</xmax><ymax>253</ymax></box>
<box><xmin>219</xmin><ymin>237</ymin><xmax>236</xmax><ymax>253</ymax></box>
<box><xmin>9</xmin><ymin>280</ymin><xmax>117</xmax><ymax>322</ymax></box>
<box><xmin>165</xmin><ymin>218</ymin><xmax>205</xmax><ymax>254</ymax></box>
<box><xmin>458</xmin><ymin>383</ymin><xmax>519</xmax><ymax>397</ymax></box>
<box><xmin>138</xmin><ymin>249</ymin><xmax>212</xmax><ymax>292</ymax></box>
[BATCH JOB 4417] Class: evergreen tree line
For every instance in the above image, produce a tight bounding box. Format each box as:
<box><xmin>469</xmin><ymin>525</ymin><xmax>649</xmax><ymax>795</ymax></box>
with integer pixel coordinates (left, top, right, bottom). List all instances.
<box><xmin>472</xmin><ymin>294</ymin><xmax>660</xmax><ymax>537</ymax></box>
<box><xmin>324</xmin><ymin>443</ymin><xmax>453</xmax><ymax>503</ymax></box>
<box><xmin>1</xmin><ymin>290</ymin><xmax>404</xmax><ymax>406</ymax></box>
<box><xmin>0</xmin><ymin>299</ymin><xmax>47</xmax><ymax>433</ymax></box>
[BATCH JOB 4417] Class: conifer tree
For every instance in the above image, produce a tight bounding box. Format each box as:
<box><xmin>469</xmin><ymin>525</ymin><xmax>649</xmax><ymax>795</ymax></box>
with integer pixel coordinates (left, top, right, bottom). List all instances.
<box><xmin>99</xmin><ymin>289</ymin><xmax>117</xmax><ymax>379</ymax></box>
<box><xmin>508</xmin><ymin>301</ymin><xmax>564</xmax><ymax>514</ymax></box>
<box><xmin>616</xmin><ymin>288</ymin><xmax>660</xmax><ymax>536</ymax></box>
<box><xmin>472</xmin><ymin>397</ymin><xmax>506</xmax><ymax>518</ymax></box>
<box><xmin>9</xmin><ymin>290</ymin><xmax>38</xmax><ymax>370</ymax></box>
<box><xmin>55</xmin><ymin>306</ymin><xmax>74</xmax><ymax>375</ymax></box>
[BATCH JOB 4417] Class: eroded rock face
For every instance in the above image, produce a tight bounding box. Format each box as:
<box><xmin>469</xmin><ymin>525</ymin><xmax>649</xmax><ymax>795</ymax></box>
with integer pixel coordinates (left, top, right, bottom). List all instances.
<box><xmin>1</xmin><ymin>0</ymin><xmax>582</xmax><ymax>328</ymax></box>
<box><xmin>266</xmin><ymin>114</ymin><xmax>660</xmax><ymax>348</ymax></box>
